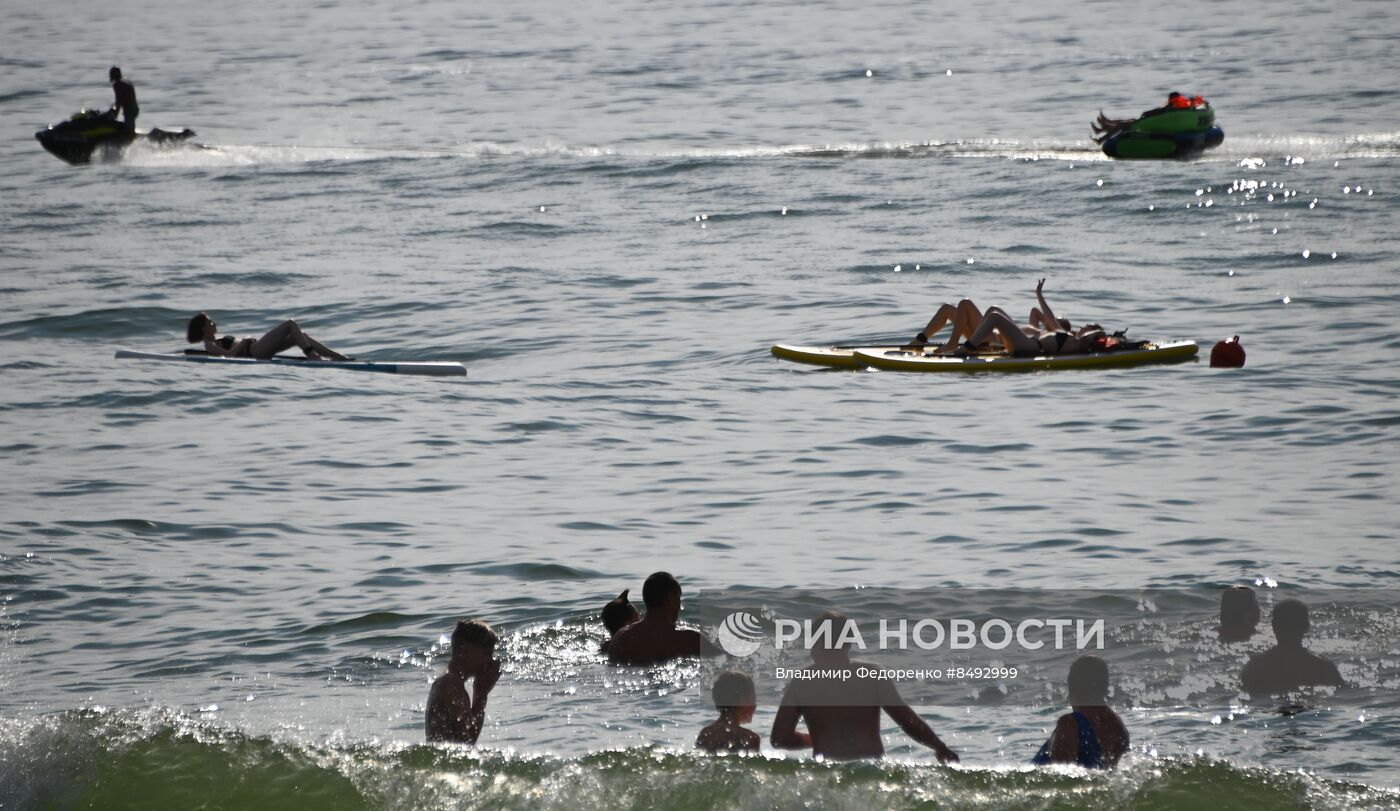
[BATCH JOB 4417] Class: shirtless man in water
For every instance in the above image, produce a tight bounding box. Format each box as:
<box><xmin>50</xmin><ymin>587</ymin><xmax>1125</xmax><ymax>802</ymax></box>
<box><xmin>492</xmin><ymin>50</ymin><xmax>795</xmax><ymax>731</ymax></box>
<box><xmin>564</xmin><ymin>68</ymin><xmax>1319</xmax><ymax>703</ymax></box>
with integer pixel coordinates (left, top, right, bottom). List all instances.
<box><xmin>1240</xmin><ymin>599</ymin><xmax>1345</xmax><ymax>695</ymax></box>
<box><xmin>426</xmin><ymin>620</ymin><xmax>502</xmax><ymax>743</ymax></box>
<box><xmin>770</xmin><ymin>611</ymin><xmax>959</xmax><ymax>763</ymax></box>
<box><xmin>606</xmin><ymin>572</ymin><xmax>723</xmax><ymax>665</ymax></box>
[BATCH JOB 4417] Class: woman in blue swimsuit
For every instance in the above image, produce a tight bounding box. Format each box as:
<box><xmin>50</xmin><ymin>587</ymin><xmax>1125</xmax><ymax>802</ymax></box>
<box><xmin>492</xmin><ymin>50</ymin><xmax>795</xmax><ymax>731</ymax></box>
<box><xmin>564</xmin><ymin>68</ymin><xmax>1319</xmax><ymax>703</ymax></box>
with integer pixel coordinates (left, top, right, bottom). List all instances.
<box><xmin>1032</xmin><ymin>655</ymin><xmax>1130</xmax><ymax>768</ymax></box>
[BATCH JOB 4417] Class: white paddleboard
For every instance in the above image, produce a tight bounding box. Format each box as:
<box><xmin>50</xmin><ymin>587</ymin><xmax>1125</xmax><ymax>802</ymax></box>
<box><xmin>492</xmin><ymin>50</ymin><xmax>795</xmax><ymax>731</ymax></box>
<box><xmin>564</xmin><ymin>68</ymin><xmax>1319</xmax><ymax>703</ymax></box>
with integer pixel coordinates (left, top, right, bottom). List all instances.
<box><xmin>114</xmin><ymin>349</ymin><xmax>466</xmax><ymax>378</ymax></box>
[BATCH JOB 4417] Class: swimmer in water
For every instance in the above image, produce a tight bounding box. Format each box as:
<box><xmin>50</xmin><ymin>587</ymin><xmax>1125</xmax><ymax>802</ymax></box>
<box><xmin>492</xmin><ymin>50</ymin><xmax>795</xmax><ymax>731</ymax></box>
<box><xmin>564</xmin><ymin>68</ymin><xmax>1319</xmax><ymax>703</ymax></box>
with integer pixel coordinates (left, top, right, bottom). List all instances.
<box><xmin>1031</xmin><ymin>655</ymin><xmax>1129</xmax><ymax>768</ymax></box>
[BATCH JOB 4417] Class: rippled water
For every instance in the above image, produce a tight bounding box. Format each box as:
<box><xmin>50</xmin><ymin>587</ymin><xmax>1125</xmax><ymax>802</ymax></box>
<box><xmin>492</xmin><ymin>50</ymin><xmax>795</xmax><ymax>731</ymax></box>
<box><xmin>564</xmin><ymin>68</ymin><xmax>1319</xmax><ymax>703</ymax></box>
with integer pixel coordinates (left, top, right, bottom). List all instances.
<box><xmin>3</xmin><ymin>0</ymin><xmax>1399</xmax><ymax>806</ymax></box>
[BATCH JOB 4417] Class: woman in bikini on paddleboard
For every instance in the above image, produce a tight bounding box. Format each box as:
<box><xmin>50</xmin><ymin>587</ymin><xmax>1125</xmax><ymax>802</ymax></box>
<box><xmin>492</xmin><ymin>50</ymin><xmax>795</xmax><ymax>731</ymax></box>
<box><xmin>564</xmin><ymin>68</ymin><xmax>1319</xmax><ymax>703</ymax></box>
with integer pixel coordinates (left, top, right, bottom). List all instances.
<box><xmin>186</xmin><ymin>312</ymin><xmax>352</xmax><ymax>361</ymax></box>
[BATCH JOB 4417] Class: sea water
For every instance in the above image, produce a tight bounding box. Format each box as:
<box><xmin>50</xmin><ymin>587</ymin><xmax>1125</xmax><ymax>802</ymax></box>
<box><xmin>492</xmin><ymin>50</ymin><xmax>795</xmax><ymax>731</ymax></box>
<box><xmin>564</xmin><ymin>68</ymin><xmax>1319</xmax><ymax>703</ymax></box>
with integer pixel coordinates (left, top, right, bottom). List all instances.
<box><xmin>2</xmin><ymin>0</ymin><xmax>1399</xmax><ymax>807</ymax></box>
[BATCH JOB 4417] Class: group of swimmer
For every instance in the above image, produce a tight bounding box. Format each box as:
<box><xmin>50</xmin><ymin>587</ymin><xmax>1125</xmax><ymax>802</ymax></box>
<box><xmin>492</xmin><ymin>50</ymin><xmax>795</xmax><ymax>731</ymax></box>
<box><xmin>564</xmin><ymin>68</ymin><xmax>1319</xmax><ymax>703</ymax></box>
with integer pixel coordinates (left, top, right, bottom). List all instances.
<box><xmin>427</xmin><ymin>574</ymin><xmax>1345</xmax><ymax>769</ymax></box>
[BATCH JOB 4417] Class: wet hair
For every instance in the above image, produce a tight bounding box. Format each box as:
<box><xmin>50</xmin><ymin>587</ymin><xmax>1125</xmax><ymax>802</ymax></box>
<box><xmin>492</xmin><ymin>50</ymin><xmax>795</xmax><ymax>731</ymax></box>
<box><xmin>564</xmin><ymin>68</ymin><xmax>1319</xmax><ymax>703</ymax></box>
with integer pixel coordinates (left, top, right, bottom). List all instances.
<box><xmin>187</xmin><ymin>312</ymin><xmax>212</xmax><ymax>343</ymax></box>
<box><xmin>1168</xmin><ymin>91</ymin><xmax>1181</xmax><ymax>99</ymax></box>
<box><xmin>1220</xmin><ymin>585</ymin><xmax>1261</xmax><ymax>631</ymax></box>
<box><xmin>1271</xmin><ymin>598</ymin><xmax>1310</xmax><ymax>644</ymax></box>
<box><xmin>712</xmin><ymin>670</ymin><xmax>756</xmax><ymax>709</ymax></box>
<box><xmin>1067</xmin><ymin>654</ymin><xmax>1110</xmax><ymax>705</ymax></box>
<box><xmin>110</xmin><ymin>66</ymin><xmax>122</xmax><ymax>81</ymax></box>
<box><xmin>451</xmin><ymin>619</ymin><xmax>499</xmax><ymax>652</ymax></box>
<box><xmin>601</xmin><ymin>589</ymin><xmax>639</xmax><ymax>635</ymax></box>
<box><xmin>642</xmin><ymin>571</ymin><xmax>681</xmax><ymax>609</ymax></box>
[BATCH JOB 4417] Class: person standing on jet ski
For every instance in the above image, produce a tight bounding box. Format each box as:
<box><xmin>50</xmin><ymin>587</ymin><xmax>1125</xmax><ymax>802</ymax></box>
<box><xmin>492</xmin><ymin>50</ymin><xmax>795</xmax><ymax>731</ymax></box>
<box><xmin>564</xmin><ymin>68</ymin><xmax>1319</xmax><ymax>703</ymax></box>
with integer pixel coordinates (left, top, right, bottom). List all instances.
<box><xmin>109</xmin><ymin>66</ymin><xmax>138</xmax><ymax>131</ymax></box>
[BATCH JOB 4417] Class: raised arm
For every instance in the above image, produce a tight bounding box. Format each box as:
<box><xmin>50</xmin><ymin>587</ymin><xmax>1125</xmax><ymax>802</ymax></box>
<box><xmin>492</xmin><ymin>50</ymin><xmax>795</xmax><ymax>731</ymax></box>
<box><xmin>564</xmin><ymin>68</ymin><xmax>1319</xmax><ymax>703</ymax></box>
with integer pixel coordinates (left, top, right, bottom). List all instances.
<box><xmin>462</xmin><ymin>658</ymin><xmax>502</xmax><ymax>744</ymax></box>
<box><xmin>1034</xmin><ymin>278</ymin><xmax>1061</xmax><ymax>331</ymax></box>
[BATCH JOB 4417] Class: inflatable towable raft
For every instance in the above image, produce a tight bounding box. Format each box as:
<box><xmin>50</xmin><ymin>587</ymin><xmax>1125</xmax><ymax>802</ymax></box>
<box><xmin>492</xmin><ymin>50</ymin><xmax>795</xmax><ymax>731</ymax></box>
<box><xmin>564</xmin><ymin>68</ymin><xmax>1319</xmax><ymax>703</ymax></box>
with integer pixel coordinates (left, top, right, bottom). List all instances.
<box><xmin>1094</xmin><ymin>105</ymin><xmax>1224</xmax><ymax>159</ymax></box>
<box><xmin>771</xmin><ymin>340</ymin><xmax>1198</xmax><ymax>372</ymax></box>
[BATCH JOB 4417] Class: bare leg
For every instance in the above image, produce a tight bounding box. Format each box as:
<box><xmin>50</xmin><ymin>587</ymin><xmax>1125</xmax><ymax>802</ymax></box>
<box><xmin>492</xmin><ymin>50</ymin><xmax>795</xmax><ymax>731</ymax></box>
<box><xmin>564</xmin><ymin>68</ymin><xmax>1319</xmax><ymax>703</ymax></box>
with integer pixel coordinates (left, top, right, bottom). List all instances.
<box><xmin>954</xmin><ymin>311</ymin><xmax>1040</xmax><ymax>356</ymax></box>
<box><xmin>249</xmin><ymin>320</ymin><xmax>351</xmax><ymax>361</ymax></box>
<box><xmin>945</xmin><ymin>300</ymin><xmax>987</xmax><ymax>351</ymax></box>
<box><xmin>926</xmin><ymin>300</ymin><xmax>994</xmax><ymax>353</ymax></box>
<box><xmin>906</xmin><ymin>303</ymin><xmax>959</xmax><ymax>350</ymax></box>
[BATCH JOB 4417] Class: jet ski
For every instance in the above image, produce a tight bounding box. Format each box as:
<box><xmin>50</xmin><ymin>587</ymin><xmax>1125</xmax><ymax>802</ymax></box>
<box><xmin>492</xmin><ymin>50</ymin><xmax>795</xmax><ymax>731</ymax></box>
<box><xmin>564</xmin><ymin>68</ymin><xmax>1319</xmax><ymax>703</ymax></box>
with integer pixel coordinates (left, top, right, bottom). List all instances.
<box><xmin>1092</xmin><ymin>102</ymin><xmax>1224</xmax><ymax>159</ymax></box>
<box><xmin>35</xmin><ymin>107</ymin><xmax>197</xmax><ymax>165</ymax></box>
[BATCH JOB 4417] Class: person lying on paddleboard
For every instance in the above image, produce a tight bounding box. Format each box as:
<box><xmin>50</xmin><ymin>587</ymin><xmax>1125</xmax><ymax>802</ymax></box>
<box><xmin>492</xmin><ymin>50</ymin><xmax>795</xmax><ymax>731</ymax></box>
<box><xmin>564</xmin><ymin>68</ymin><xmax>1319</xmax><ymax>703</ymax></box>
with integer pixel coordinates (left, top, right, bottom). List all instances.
<box><xmin>186</xmin><ymin>312</ymin><xmax>353</xmax><ymax>361</ymax></box>
<box><xmin>949</xmin><ymin>279</ymin><xmax>1110</xmax><ymax>357</ymax></box>
<box><xmin>905</xmin><ymin>299</ymin><xmax>1050</xmax><ymax>352</ymax></box>
<box><xmin>908</xmin><ymin>279</ymin><xmax>1086</xmax><ymax>353</ymax></box>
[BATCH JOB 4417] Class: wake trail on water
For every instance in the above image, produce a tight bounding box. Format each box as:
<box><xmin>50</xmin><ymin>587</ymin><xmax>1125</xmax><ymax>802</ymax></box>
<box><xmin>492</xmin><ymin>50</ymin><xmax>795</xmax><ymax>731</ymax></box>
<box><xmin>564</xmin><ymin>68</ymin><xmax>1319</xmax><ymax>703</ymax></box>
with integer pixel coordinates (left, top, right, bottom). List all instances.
<box><xmin>110</xmin><ymin>132</ymin><xmax>1400</xmax><ymax>169</ymax></box>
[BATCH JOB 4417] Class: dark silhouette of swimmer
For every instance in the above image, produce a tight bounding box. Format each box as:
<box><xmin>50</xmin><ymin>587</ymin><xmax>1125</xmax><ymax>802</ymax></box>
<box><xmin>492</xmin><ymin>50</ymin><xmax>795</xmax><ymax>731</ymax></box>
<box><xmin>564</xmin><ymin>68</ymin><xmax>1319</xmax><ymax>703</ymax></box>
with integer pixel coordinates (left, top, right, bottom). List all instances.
<box><xmin>425</xmin><ymin>619</ymin><xmax>501</xmax><ymax>743</ymax></box>
<box><xmin>770</xmin><ymin>610</ymin><xmax>958</xmax><ymax>762</ymax></box>
<box><xmin>1218</xmin><ymin>585</ymin><xmax>1262</xmax><ymax>643</ymax></box>
<box><xmin>109</xmin><ymin>66</ymin><xmax>138</xmax><ymax>131</ymax></box>
<box><xmin>1031</xmin><ymin>655</ymin><xmax>1129</xmax><ymax>768</ymax></box>
<box><xmin>598</xmin><ymin>589</ymin><xmax>639</xmax><ymax>654</ymax></box>
<box><xmin>605</xmin><ymin>572</ymin><xmax>723</xmax><ymax>665</ymax></box>
<box><xmin>697</xmin><ymin>670</ymin><xmax>761</xmax><ymax>754</ymax></box>
<box><xmin>1240</xmin><ymin>599</ymin><xmax>1345</xmax><ymax>695</ymax></box>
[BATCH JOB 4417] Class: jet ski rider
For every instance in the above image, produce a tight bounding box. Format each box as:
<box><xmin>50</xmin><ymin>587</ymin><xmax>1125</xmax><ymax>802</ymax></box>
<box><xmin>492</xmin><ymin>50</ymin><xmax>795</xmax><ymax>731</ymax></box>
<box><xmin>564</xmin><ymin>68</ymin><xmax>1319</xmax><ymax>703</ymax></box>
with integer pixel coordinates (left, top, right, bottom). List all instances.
<box><xmin>109</xmin><ymin>66</ymin><xmax>138</xmax><ymax>131</ymax></box>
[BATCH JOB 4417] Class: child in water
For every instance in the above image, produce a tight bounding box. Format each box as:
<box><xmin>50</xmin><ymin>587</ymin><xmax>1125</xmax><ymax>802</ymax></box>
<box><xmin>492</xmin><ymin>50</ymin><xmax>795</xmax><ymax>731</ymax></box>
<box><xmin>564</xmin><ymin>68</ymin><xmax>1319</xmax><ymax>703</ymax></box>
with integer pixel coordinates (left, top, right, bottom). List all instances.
<box><xmin>598</xmin><ymin>589</ymin><xmax>640</xmax><ymax>654</ymax></box>
<box><xmin>697</xmin><ymin>670</ymin><xmax>761</xmax><ymax>754</ymax></box>
<box><xmin>1032</xmin><ymin>655</ymin><xmax>1129</xmax><ymax>768</ymax></box>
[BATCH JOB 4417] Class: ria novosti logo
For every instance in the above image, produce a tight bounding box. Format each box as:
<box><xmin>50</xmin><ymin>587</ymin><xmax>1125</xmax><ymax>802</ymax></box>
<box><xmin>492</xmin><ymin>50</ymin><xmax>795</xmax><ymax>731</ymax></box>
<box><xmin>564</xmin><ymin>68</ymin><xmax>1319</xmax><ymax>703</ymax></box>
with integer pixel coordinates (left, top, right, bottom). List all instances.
<box><xmin>716</xmin><ymin>611</ymin><xmax>766</xmax><ymax>657</ymax></box>
<box><xmin>715</xmin><ymin>612</ymin><xmax>1105</xmax><ymax>657</ymax></box>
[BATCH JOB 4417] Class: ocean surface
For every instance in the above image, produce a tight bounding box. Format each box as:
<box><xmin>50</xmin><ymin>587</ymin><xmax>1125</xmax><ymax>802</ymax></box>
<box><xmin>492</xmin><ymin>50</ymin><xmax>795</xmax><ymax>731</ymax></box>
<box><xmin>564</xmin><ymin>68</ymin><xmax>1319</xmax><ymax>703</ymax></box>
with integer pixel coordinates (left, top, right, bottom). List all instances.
<box><xmin>3</xmin><ymin>0</ymin><xmax>1400</xmax><ymax>807</ymax></box>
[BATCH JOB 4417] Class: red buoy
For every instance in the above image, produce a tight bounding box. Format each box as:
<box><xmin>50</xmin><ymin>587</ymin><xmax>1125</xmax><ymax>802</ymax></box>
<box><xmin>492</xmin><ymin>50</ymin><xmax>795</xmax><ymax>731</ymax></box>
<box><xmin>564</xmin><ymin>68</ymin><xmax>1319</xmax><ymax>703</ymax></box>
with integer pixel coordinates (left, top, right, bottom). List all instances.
<box><xmin>1210</xmin><ymin>335</ymin><xmax>1246</xmax><ymax>368</ymax></box>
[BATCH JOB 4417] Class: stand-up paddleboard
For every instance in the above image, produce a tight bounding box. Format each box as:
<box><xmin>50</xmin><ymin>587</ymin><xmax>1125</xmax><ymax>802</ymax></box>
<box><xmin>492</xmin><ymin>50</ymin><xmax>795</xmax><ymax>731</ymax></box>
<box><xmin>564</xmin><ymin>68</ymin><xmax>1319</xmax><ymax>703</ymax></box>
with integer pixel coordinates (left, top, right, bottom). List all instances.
<box><xmin>771</xmin><ymin>343</ymin><xmax>914</xmax><ymax>369</ymax></box>
<box><xmin>852</xmin><ymin>340</ymin><xmax>1198</xmax><ymax>373</ymax></box>
<box><xmin>114</xmin><ymin>349</ymin><xmax>466</xmax><ymax>378</ymax></box>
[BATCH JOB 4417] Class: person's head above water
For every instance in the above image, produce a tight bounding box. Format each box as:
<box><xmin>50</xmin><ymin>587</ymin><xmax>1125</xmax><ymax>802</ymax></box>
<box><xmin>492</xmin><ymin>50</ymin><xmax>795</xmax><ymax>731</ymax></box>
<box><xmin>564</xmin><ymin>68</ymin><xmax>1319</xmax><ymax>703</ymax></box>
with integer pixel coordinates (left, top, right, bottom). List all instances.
<box><xmin>1219</xmin><ymin>585</ymin><xmax>1261</xmax><ymax>641</ymax></box>
<box><xmin>601</xmin><ymin>589</ymin><xmax>640</xmax><ymax>636</ymax></box>
<box><xmin>449</xmin><ymin>619</ymin><xmax>499</xmax><ymax>673</ymax></box>
<box><xmin>186</xmin><ymin>312</ymin><xmax>214</xmax><ymax>343</ymax></box>
<box><xmin>1271</xmin><ymin>598</ymin><xmax>1311</xmax><ymax>646</ymax></box>
<box><xmin>642</xmin><ymin>571</ymin><xmax>682</xmax><ymax>620</ymax></box>
<box><xmin>1167</xmin><ymin>91</ymin><xmax>1181</xmax><ymax>100</ymax></box>
<box><xmin>110</xmin><ymin>66</ymin><xmax>122</xmax><ymax>82</ymax></box>
<box><xmin>809</xmin><ymin>609</ymin><xmax>853</xmax><ymax>665</ymax></box>
<box><xmin>1067</xmin><ymin>654</ymin><xmax>1111</xmax><ymax>706</ymax></box>
<box><xmin>712</xmin><ymin>669</ymin><xmax>756</xmax><ymax>714</ymax></box>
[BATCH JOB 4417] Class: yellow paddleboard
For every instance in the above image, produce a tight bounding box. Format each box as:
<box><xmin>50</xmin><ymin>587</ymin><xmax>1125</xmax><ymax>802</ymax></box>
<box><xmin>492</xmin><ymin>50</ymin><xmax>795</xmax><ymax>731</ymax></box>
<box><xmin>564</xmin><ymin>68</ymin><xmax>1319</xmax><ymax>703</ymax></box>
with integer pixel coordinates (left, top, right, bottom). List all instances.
<box><xmin>771</xmin><ymin>343</ymin><xmax>914</xmax><ymax>369</ymax></box>
<box><xmin>852</xmin><ymin>340</ymin><xmax>1199</xmax><ymax>372</ymax></box>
